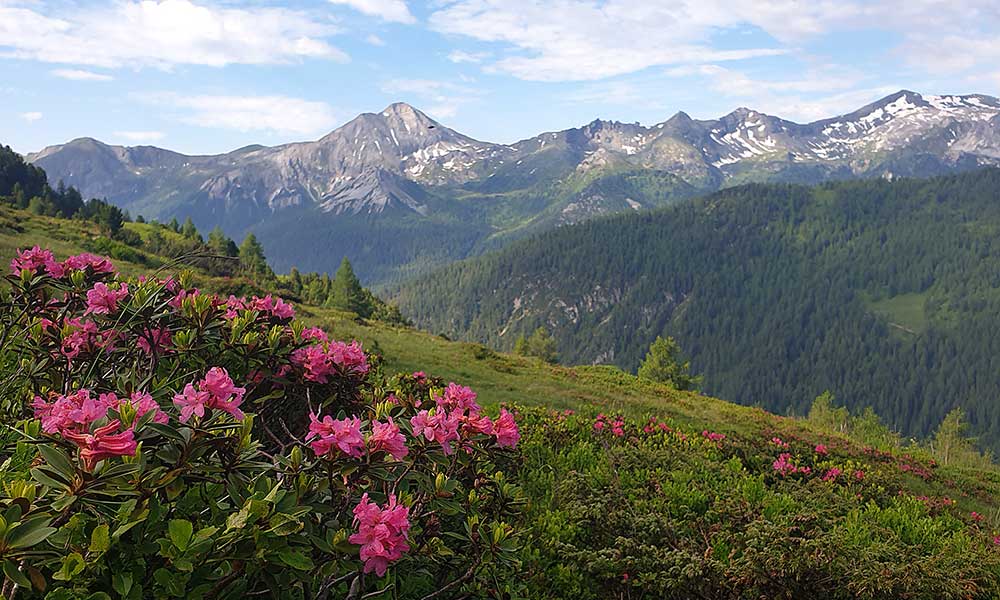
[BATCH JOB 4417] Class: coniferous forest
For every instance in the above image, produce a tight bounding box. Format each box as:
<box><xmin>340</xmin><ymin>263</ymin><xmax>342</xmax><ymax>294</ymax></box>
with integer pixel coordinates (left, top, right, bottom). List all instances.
<box><xmin>395</xmin><ymin>169</ymin><xmax>1000</xmax><ymax>451</ymax></box>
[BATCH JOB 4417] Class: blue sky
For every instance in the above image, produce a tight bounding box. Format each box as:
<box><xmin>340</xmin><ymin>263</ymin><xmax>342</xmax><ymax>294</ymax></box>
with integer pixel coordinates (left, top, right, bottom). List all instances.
<box><xmin>2</xmin><ymin>0</ymin><xmax>999</xmax><ymax>155</ymax></box>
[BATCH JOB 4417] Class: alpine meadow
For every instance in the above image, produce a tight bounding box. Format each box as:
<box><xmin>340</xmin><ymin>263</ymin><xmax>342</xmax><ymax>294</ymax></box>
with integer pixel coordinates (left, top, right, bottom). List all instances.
<box><xmin>5</xmin><ymin>1</ymin><xmax>1000</xmax><ymax>598</ymax></box>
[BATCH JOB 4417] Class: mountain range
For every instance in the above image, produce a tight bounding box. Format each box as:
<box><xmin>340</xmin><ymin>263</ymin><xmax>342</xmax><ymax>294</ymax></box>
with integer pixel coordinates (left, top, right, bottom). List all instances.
<box><xmin>27</xmin><ymin>90</ymin><xmax>1000</xmax><ymax>282</ymax></box>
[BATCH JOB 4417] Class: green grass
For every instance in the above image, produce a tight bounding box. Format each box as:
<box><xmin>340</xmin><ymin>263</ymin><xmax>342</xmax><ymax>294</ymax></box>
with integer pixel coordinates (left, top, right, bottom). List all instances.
<box><xmin>863</xmin><ymin>291</ymin><xmax>929</xmax><ymax>336</ymax></box>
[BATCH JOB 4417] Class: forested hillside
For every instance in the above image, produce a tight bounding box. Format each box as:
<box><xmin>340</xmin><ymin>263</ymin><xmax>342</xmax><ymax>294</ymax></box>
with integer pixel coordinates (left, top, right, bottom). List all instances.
<box><xmin>394</xmin><ymin>169</ymin><xmax>1000</xmax><ymax>451</ymax></box>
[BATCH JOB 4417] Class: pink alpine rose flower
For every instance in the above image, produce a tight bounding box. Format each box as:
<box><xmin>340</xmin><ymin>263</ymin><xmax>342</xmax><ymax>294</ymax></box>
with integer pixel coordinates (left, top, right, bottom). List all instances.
<box><xmin>307</xmin><ymin>414</ymin><xmax>365</xmax><ymax>458</ymax></box>
<box><xmin>410</xmin><ymin>409</ymin><xmax>462</xmax><ymax>455</ymax></box>
<box><xmin>436</xmin><ymin>383</ymin><xmax>481</xmax><ymax>415</ymax></box>
<box><xmin>10</xmin><ymin>246</ymin><xmax>55</xmax><ymax>276</ymax></box>
<box><xmin>63</xmin><ymin>253</ymin><xmax>115</xmax><ymax>274</ymax></box>
<box><xmin>328</xmin><ymin>341</ymin><xmax>369</xmax><ymax>375</ymax></box>
<box><xmin>300</xmin><ymin>326</ymin><xmax>329</xmax><ymax>343</ymax></box>
<box><xmin>291</xmin><ymin>344</ymin><xmax>334</xmax><ymax>383</ymax></box>
<box><xmin>85</xmin><ymin>282</ymin><xmax>129</xmax><ymax>315</ymax></box>
<box><xmin>173</xmin><ymin>383</ymin><xmax>210</xmax><ymax>423</ymax></box>
<box><xmin>62</xmin><ymin>420</ymin><xmax>137</xmax><ymax>471</ymax></box>
<box><xmin>368</xmin><ymin>419</ymin><xmax>408</xmax><ymax>460</ymax></box>
<box><xmin>119</xmin><ymin>391</ymin><xmax>169</xmax><ymax>424</ymax></box>
<box><xmin>137</xmin><ymin>327</ymin><xmax>172</xmax><ymax>355</ymax></box>
<box><xmin>349</xmin><ymin>494</ymin><xmax>411</xmax><ymax>577</ymax></box>
<box><xmin>494</xmin><ymin>408</ymin><xmax>520</xmax><ymax>448</ymax></box>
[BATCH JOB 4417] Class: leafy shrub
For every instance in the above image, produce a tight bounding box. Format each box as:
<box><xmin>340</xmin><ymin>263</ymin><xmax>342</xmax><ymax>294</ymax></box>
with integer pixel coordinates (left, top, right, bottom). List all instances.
<box><xmin>516</xmin><ymin>408</ymin><xmax>1000</xmax><ymax>600</ymax></box>
<box><xmin>0</xmin><ymin>246</ymin><xmax>526</xmax><ymax>599</ymax></box>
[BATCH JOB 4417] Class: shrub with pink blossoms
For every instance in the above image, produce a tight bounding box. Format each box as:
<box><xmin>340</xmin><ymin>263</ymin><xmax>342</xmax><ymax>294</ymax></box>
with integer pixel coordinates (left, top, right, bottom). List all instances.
<box><xmin>0</xmin><ymin>247</ymin><xmax>525</xmax><ymax>599</ymax></box>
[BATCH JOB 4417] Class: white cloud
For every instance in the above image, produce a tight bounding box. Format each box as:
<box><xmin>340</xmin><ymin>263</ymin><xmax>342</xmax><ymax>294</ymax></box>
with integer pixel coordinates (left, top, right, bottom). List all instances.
<box><xmin>51</xmin><ymin>69</ymin><xmax>113</xmax><ymax>81</ymax></box>
<box><xmin>328</xmin><ymin>0</ymin><xmax>415</xmax><ymax>24</ymax></box>
<box><xmin>428</xmin><ymin>0</ymin><xmax>1000</xmax><ymax>83</ymax></box>
<box><xmin>0</xmin><ymin>0</ymin><xmax>346</xmax><ymax>69</ymax></box>
<box><xmin>381</xmin><ymin>79</ymin><xmax>480</xmax><ymax>118</ymax></box>
<box><xmin>447</xmin><ymin>50</ymin><xmax>489</xmax><ymax>64</ymax></box>
<box><xmin>365</xmin><ymin>34</ymin><xmax>386</xmax><ymax>46</ymax></box>
<box><xmin>138</xmin><ymin>93</ymin><xmax>338</xmax><ymax>136</ymax></box>
<box><xmin>113</xmin><ymin>131</ymin><xmax>167</xmax><ymax>143</ymax></box>
<box><xmin>428</xmin><ymin>0</ymin><xmax>791</xmax><ymax>81</ymax></box>
<box><xmin>20</xmin><ymin>111</ymin><xmax>42</xmax><ymax>123</ymax></box>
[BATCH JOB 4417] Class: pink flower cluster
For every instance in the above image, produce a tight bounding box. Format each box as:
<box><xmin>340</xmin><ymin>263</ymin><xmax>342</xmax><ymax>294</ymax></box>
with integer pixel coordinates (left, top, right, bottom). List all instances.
<box><xmin>594</xmin><ymin>413</ymin><xmax>625</xmax><ymax>437</ymax></box>
<box><xmin>291</xmin><ymin>340</ymin><xmax>370</xmax><ymax>383</ymax></box>
<box><xmin>349</xmin><ymin>494</ymin><xmax>411</xmax><ymax>577</ymax></box>
<box><xmin>410</xmin><ymin>409</ymin><xmax>462</xmax><ymax>455</ymax></box>
<box><xmin>770</xmin><ymin>437</ymin><xmax>790</xmax><ymax>449</ymax></box>
<box><xmin>44</xmin><ymin>317</ymin><xmax>109</xmax><ymax>361</ymax></box>
<box><xmin>172</xmin><ymin>367</ymin><xmax>246</xmax><ymax>422</ymax></box>
<box><xmin>63</xmin><ymin>420</ymin><xmax>137</xmax><ymax>471</ymax></box>
<box><xmin>300</xmin><ymin>326</ymin><xmax>329</xmax><ymax>343</ymax></box>
<box><xmin>410</xmin><ymin>384</ymin><xmax>519</xmax><ymax>454</ymax></box>
<box><xmin>224</xmin><ymin>294</ymin><xmax>295</xmax><ymax>320</ymax></box>
<box><xmin>642</xmin><ymin>417</ymin><xmax>674</xmax><ymax>435</ymax></box>
<box><xmin>307</xmin><ymin>414</ymin><xmax>365</xmax><ymax>458</ymax></box>
<box><xmin>822</xmin><ymin>467</ymin><xmax>843</xmax><ymax>482</ymax></box>
<box><xmin>85</xmin><ymin>282</ymin><xmax>129</xmax><ymax>315</ymax></box>
<box><xmin>814</xmin><ymin>444</ymin><xmax>828</xmax><ymax>455</ymax></box>
<box><xmin>367</xmin><ymin>419</ymin><xmax>409</xmax><ymax>460</ymax></box>
<box><xmin>10</xmin><ymin>247</ymin><xmax>115</xmax><ymax>278</ymax></box>
<box><xmin>702</xmin><ymin>430</ymin><xmax>726</xmax><ymax>443</ymax></box>
<box><xmin>772</xmin><ymin>453</ymin><xmax>811</xmax><ymax>477</ymax></box>
<box><xmin>32</xmin><ymin>389</ymin><xmax>146</xmax><ymax>470</ymax></box>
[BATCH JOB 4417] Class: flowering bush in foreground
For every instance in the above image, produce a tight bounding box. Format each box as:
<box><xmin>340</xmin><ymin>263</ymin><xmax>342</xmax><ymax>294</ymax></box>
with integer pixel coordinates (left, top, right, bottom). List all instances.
<box><xmin>0</xmin><ymin>247</ymin><xmax>526</xmax><ymax>599</ymax></box>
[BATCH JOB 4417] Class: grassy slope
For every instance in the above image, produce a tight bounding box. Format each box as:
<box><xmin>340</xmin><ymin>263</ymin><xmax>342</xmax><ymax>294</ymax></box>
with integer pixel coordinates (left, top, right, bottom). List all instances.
<box><xmin>5</xmin><ymin>205</ymin><xmax>1000</xmax><ymax>520</ymax></box>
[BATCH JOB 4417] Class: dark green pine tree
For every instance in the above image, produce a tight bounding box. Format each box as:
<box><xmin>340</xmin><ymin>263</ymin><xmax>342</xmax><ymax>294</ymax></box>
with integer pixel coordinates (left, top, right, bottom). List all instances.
<box><xmin>328</xmin><ymin>257</ymin><xmax>366</xmax><ymax>316</ymax></box>
<box><xmin>239</xmin><ymin>233</ymin><xmax>273</xmax><ymax>279</ymax></box>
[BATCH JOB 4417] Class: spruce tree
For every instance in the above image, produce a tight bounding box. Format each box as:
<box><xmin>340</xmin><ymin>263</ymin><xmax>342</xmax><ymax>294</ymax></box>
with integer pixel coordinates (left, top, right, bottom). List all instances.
<box><xmin>637</xmin><ymin>336</ymin><xmax>701</xmax><ymax>390</ymax></box>
<box><xmin>181</xmin><ymin>217</ymin><xmax>201</xmax><ymax>241</ymax></box>
<box><xmin>239</xmin><ymin>233</ymin><xmax>273</xmax><ymax>279</ymax></box>
<box><xmin>328</xmin><ymin>257</ymin><xmax>366</xmax><ymax>316</ymax></box>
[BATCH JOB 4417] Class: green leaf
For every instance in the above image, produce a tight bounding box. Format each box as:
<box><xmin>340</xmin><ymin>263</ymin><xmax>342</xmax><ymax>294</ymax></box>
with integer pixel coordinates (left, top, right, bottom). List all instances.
<box><xmin>3</xmin><ymin>559</ymin><xmax>31</xmax><ymax>588</ymax></box>
<box><xmin>90</xmin><ymin>524</ymin><xmax>110</xmax><ymax>553</ymax></box>
<box><xmin>277</xmin><ymin>549</ymin><xmax>314</xmax><ymax>571</ymax></box>
<box><xmin>112</xmin><ymin>571</ymin><xmax>133</xmax><ymax>597</ymax></box>
<box><xmin>37</xmin><ymin>445</ymin><xmax>76</xmax><ymax>479</ymax></box>
<box><xmin>168</xmin><ymin>519</ymin><xmax>193</xmax><ymax>551</ymax></box>
<box><xmin>6</xmin><ymin>516</ymin><xmax>57</xmax><ymax>549</ymax></box>
<box><xmin>30</xmin><ymin>467</ymin><xmax>70</xmax><ymax>490</ymax></box>
<box><xmin>52</xmin><ymin>552</ymin><xmax>85</xmax><ymax>581</ymax></box>
<box><xmin>153</xmin><ymin>567</ymin><xmax>187</xmax><ymax>597</ymax></box>
<box><xmin>146</xmin><ymin>424</ymin><xmax>185</xmax><ymax>442</ymax></box>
